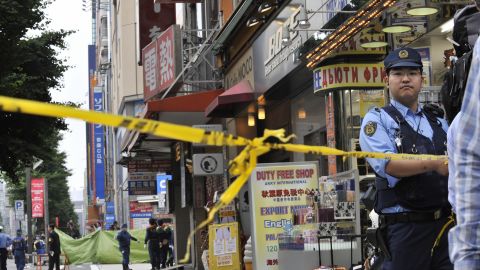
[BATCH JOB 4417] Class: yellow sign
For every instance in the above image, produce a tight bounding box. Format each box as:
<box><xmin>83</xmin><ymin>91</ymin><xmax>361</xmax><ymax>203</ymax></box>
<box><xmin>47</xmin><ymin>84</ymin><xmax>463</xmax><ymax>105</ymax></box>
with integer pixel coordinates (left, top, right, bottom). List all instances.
<box><xmin>208</xmin><ymin>222</ymin><xmax>241</xmax><ymax>270</ymax></box>
<box><xmin>250</xmin><ymin>162</ymin><xmax>318</xmax><ymax>270</ymax></box>
<box><xmin>313</xmin><ymin>63</ymin><xmax>385</xmax><ymax>92</ymax></box>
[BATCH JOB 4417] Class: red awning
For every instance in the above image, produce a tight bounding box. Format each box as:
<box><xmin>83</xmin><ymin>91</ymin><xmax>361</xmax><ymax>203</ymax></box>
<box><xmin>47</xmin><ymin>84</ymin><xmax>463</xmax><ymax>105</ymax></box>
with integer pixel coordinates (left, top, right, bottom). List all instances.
<box><xmin>120</xmin><ymin>89</ymin><xmax>223</xmax><ymax>153</ymax></box>
<box><xmin>205</xmin><ymin>80</ymin><xmax>254</xmax><ymax>117</ymax></box>
<box><xmin>145</xmin><ymin>89</ymin><xmax>224</xmax><ymax>118</ymax></box>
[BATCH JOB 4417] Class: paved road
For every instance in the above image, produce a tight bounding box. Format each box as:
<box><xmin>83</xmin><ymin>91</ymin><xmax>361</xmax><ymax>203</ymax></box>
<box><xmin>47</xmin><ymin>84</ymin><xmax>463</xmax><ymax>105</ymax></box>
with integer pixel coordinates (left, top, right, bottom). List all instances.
<box><xmin>7</xmin><ymin>259</ymin><xmax>187</xmax><ymax>270</ymax></box>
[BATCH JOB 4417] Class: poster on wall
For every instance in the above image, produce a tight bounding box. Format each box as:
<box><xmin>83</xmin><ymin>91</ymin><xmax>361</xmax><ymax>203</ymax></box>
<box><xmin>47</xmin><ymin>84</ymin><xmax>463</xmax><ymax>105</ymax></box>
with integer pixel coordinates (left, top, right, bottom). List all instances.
<box><xmin>208</xmin><ymin>222</ymin><xmax>241</xmax><ymax>270</ymax></box>
<box><xmin>416</xmin><ymin>47</ymin><xmax>432</xmax><ymax>87</ymax></box>
<box><xmin>249</xmin><ymin>162</ymin><xmax>319</xmax><ymax>270</ymax></box>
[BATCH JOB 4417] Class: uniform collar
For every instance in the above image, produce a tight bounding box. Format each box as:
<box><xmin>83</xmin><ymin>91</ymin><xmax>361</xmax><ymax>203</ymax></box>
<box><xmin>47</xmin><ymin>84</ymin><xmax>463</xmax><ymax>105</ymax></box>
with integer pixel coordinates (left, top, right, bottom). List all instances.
<box><xmin>390</xmin><ymin>99</ymin><xmax>422</xmax><ymax>117</ymax></box>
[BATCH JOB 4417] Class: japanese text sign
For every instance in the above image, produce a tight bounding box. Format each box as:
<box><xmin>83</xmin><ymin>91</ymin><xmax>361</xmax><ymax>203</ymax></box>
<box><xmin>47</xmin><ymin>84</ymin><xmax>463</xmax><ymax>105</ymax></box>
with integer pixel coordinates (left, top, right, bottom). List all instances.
<box><xmin>31</xmin><ymin>178</ymin><xmax>45</xmax><ymax>218</ymax></box>
<box><xmin>143</xmin><ymin>24</ymin><xmax>182</xmax><ymax>101</ymax></box>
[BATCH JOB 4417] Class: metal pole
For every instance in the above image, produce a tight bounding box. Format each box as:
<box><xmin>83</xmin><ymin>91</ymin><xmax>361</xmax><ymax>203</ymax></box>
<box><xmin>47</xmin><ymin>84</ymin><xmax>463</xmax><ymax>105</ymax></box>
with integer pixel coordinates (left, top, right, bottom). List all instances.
<box><xmin>44</xmin><ymin>178</ymin><xmax>49</xmax><ymax>254</ymax></box>
<box><xmin>25</xmin><ymin>166</ymin><xmax>33</xmax><ymax>257</ymax></box>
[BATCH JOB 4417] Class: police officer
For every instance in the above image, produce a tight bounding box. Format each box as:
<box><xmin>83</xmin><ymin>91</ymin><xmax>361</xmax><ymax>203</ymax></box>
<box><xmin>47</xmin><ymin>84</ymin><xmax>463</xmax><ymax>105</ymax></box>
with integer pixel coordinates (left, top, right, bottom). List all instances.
<box><xmin>116</xmin><ymin>224</ymin><xmax>138</xmax><ymax>270</ymax></box>
<box><xmin>12</xmin><ymin>229</ymin><xmax>27</xmax><ymax>270</ymax></box>
<box><xmin>156</xmin><ymin>219</ymin><xmax>172</xmax><ymax>268</ymax></box>
<box><xmin>48</xmin><ymin>224</ymin><xmax>61</xmax><ymax>270</ymax></box>
<box><xmin>360</xmin><ymin>47</ymin><xmax>452</xmax><ymax>270</ymax></box>
<box><xmin>144</xmin><ymin>218</ymin><xmax>160</xmax><ymax>270</ymax></box>
<box><xmin>0</xmin><ymin>226</ymin><xmax>12</xmax><ymax>270</ymax></box>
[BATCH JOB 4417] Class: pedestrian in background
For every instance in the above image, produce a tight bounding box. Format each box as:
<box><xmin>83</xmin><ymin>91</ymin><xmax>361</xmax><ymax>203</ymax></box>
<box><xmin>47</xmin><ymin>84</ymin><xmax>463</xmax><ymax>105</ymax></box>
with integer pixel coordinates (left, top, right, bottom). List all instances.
<box><xmin>48</xmin><ymin>224</ymin><xmax>61</xmax><ymax>270</ymax></box>
<box><xmin>144</xmin><ymin>218</ymin><xmax>160</xmax><ymax>270</ymax></box>
<box><xmin>116</xmin><ymin>224</ymin><xmax>138</xmax><ymax>270</ymax></box>
<box><xmin>109</xmin><ymin>221</ymin><xmax>120</xmax><ymax>231</ymax></box>
<box><xmin>12</xmin><ymin>229</ymin><xmax>27</xmax><ymax>270</ymax></box>
<box><xmin>0</xmin><ymin>226</ymin><xmax>12</xmax><ymax>270</ymax></box>
<box><xmin>157</xmin><ymin>219</ymin><xmax>172</xmax><ymax>268</ymax></box>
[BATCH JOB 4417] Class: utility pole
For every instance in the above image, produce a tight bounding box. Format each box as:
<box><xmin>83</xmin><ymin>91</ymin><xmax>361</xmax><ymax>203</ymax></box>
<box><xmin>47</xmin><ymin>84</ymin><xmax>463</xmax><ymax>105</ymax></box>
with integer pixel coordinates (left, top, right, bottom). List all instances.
<box><xmin>25</xmin><ymin>166</ymin><xmax>33</xmax><ymax>257</ymax></box>
<box><xmin>26</xmin><ymin>158</ymin><xmax>43</xmax><ymax>259</ymax></box>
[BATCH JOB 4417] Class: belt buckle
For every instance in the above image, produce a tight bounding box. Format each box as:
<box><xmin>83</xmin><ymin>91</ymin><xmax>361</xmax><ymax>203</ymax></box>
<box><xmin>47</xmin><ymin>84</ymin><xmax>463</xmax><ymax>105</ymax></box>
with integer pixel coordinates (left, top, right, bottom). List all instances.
<box><xmin>434</xmin><ymin>209</ymin><xmax>441</xmax><ymax>220</ymax></box>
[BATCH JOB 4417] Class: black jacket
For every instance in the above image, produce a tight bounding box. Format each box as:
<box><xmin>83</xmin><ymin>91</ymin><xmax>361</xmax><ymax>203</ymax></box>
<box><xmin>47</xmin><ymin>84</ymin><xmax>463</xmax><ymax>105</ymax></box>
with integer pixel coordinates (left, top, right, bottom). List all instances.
<box><xmin>116</xmin><ymin>230</ymin><xmax>137</xmax><ymax>249</ymax></box>
<box><xmin>144</xmin><ymin>226</ymin><xmax>159</xmax><ymax>245</ymax></box>
<box><xmin>48</xmin><ymin>230</ymin><xmax>61</xmax><ymax>254</ymax></box>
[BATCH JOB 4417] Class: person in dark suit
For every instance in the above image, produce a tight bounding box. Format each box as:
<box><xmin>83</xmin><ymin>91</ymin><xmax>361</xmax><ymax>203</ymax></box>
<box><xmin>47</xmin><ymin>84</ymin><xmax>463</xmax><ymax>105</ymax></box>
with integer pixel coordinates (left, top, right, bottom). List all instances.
<box><xmin>48</xmin><ymin>224</ymin><xmax>61</xmax><ymax>270</ymax></box>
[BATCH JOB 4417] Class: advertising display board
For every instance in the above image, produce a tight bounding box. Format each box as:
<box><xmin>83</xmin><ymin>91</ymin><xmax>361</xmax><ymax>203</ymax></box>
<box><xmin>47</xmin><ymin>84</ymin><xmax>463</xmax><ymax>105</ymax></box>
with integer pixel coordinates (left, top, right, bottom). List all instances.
<box><xmin>249</xmin><ymin>162</ymin><xmax>318</xmax><ymax>270</ymax></box>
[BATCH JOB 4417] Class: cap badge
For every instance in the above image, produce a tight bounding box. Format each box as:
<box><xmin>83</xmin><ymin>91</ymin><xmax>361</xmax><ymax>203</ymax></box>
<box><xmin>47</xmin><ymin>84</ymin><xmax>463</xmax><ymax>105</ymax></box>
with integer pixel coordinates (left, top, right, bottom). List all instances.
<box><xmin>399</xmin><ymin>50</ymin><xmax>409</xmax><ymax>59</ymax></box>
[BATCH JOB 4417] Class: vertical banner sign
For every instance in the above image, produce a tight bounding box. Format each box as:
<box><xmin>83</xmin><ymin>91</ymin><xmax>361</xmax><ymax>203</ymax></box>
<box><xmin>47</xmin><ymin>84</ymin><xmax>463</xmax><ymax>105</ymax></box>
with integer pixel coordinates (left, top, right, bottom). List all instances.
<box><xmin>87</xmin><ymin>44</ymin><xmax>96</xmax><ymax>203</ymax></box>
<box><xmin>93</xmin><ymin>90</ymin><xmax>105</xmax><ymax>202</ymax></box>
<box><xmin>208</xmin><ymin>222</ymin><xmax>241</xmax><ymax>270</ymax></box>
<box><xmin>250</xmin><ymin>162</ymin><xmax>318</xmax><ymax>270</ymax></box>
<box><xmin>31</xmin><ymin>178</ymin><xmax>45</xmax><ymax>218</ymax></box>
<box><xmin>326</xmin><ymin>94</ymin><xmax>337</xmax><ymax>175</ymax></box>
<box><xmin>156</xmin><ymin>174</ymin><xmax>172</xmax><ymax>213</ymax></box>
<box><xmin>142</xmin><ymin>25</ymin><xmax>182</xmax><ymax>101</ymax></box>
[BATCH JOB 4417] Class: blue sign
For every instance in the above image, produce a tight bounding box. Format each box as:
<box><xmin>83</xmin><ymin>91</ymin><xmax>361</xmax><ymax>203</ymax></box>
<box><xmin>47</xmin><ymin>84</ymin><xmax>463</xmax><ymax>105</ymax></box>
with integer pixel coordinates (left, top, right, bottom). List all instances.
<box><xmin>106</xmin><ymin>202</ymin><xmax>115</xmax><ymax>214</ymax></box>
<box><xmin>130</xmin><ymin>212</ymin><xmax>153</xmax><ymax>218</ymax></box>
<box><xmin>156</xmin><ymin>174</ymin><xmax>172</xmax><ymax>194</ymax></box>
<box><xmin>93</xmin><ymin>91</ymin><xmax>105</xmax><ymax>200</ymax></box>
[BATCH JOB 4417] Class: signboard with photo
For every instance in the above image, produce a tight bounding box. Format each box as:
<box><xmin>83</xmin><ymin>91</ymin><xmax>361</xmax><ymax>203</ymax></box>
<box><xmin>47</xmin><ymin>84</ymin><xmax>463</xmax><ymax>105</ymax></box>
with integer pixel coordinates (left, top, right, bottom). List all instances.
<box><xmin>249</xmin><ymin>162</ymin><xmax>318</xmax><ymax>270</ymax></box>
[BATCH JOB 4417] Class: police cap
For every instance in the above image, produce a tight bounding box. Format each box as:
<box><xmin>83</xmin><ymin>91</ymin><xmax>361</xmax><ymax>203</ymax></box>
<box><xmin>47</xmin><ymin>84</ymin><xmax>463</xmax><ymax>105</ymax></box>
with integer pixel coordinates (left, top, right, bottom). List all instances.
<box><xmin>384</xmin><ymin>47</ymin><xmax>423</xmax><ymax>71</ymax></box>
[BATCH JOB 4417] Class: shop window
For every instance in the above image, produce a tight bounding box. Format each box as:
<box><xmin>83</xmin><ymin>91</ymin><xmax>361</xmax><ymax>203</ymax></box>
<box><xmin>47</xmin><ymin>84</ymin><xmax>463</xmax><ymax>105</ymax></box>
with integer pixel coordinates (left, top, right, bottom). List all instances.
<box><xmin>291</xmin><ymin>88</ymin><xmax>327</xmax><ymax>172</ymax></box>
<box><xmin>342</xmin><ymin>89</ymin><xmax>385</xmax><ymax>176</ymax></box>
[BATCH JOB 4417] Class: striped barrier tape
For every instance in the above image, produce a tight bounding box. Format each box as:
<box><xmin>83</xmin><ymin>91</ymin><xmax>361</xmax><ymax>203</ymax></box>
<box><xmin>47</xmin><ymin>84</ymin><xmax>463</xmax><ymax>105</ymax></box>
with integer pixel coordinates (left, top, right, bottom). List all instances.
<box><xmin>0</xmin><ymin>95</ymin><xmax>447</xmax><ymax>262</ymax></box>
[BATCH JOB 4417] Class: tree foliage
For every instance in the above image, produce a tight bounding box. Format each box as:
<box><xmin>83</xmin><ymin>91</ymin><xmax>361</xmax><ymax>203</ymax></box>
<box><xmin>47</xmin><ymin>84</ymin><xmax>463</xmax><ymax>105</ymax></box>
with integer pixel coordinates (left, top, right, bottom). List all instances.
<box><xmin>7</xmin><ymin>132</ymin><xmax>78</xmax><ymax>230</ymax></box>
<box><xmin>0</xmin><ymin>0</ymin><xmax>73</xmax><ymax>181</ymax></box>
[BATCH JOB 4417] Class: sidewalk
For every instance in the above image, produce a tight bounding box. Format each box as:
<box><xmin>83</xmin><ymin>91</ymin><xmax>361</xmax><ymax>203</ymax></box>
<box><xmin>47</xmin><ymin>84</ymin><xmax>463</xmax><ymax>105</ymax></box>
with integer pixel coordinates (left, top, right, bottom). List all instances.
<box><xmin>7</xmin><ymin>259</ymin><xmax>189</xmax><ymax>270</ymax></box>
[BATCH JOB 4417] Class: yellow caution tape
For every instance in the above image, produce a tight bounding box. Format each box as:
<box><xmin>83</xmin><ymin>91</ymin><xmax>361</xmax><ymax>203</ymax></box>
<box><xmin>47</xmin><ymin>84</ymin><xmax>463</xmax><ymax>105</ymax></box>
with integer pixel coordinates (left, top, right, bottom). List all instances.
<box><xmin>0</xmin><ymin>95</ymin><xmax>448</xmax><ymax>263</ymax></box>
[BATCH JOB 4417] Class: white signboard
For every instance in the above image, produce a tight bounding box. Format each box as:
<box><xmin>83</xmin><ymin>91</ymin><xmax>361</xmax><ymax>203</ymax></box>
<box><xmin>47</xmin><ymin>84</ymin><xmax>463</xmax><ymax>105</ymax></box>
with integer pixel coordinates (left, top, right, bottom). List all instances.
<box><xmin>15</xmin><ymin>200</ymin><xmax>24</xmax><ymax>221</ymax></box>
<box><xmin>193</xmin><ymin>153</ymin><xmax>224</xmax><ymax>176</ymax></box>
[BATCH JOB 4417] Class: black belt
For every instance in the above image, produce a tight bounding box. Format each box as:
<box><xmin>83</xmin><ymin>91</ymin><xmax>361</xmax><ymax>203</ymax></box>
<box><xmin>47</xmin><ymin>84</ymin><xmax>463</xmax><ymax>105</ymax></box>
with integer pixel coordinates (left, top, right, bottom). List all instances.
<box><xmin>379</xmin><ymin>208</ymin><xmax>451</xmax><ymax>226</ymax></box>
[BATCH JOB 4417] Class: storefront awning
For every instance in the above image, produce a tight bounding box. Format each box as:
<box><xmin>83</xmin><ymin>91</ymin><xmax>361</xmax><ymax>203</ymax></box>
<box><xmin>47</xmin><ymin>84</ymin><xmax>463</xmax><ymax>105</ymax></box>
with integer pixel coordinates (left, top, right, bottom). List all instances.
<box><xmin>121</xmin><ymin>89</ymin><xmax>224</xmax><ymax>154</ymax></box>
<box><xmin>205</xmin><ymin>80</ymin><xmax>254</xmax><ymax>118</ymax></box>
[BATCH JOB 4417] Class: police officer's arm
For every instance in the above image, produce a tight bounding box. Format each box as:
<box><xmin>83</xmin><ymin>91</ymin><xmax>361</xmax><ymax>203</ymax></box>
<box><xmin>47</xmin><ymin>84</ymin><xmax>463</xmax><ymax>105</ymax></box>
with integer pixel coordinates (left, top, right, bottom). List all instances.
<box><xmin>130</xmin><ymin>235</ymin><xmax>138</xmax><ymax>242</ymax></box>
<box><xmin>360</xmin><ymin>110</ymin><xmax>448</xmax><ymax>178</ymax></box>
<box><xmin>386</xmin><ymin>159</ymin><xmax>448</xmax><ymax>177</ymax></box>
<box><xmin>144</xmin><ymin>229</ymin><xmax>149</xmax><ymax>245</ymax></box>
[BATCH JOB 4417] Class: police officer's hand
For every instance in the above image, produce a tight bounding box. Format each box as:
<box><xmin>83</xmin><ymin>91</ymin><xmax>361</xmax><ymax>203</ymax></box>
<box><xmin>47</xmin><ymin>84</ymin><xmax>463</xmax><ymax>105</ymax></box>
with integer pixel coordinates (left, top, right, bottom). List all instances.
<box><xmin>143</xmin><ymin>244</ymin><xmax>147</xmax><ymax>249</ymax></box>
<box><xmin>433</xmin><ymin>159</ymin><xmax>448</xmax><ymax>176</ymax></box>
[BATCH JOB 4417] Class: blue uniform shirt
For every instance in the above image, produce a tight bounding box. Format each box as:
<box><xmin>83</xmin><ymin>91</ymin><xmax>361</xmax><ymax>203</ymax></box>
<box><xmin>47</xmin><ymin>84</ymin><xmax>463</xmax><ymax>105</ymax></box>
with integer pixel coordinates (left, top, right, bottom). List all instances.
<box><xmin>0</xmin><ymin>233</ymin><xmax>12</xmax><ymax>248</ymax></box>
<box><xmin>359</xmin><ymin>99</ymin><xmax>448</xmax><ymax>213</ymax></box>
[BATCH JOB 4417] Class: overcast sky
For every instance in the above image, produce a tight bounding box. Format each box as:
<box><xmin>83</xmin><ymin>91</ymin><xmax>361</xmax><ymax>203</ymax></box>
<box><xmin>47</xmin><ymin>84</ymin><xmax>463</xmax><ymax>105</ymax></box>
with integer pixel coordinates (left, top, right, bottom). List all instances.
<box><xmin>46</xmin><ymin>0</ymin><xmax>90</xmax><ymax>201</ymax></box>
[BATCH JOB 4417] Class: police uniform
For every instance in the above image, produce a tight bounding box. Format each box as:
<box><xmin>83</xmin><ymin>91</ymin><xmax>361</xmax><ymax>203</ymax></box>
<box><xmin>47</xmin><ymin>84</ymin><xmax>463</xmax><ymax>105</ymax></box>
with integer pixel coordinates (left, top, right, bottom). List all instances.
<box><xmin>145</xmin><ymin>222</ymin><xmax>160</xmax><ymax>270</ymax></box>
<box><xmin>48</xmin><ymin>228</ymin><xmax>61</xmax><ymax>270</ymax></box>
<box><xmin>360</xmin><ymin>48</ymin><xmax>453</xmax><ymax>270</ymax></box>
<box><xmin>0</xmin><ymin>227</ymin><xmax>12</xmax><ymax>270</ymax></box>
<box><xmin>116</xmin><ymin>224</ymin><xmax>138</xmax><ymax>270</ymax></box>
<box><xmin>12</xmin><ymin>230</ymin><xmax>27</xmax><ymax>270</ymax></box>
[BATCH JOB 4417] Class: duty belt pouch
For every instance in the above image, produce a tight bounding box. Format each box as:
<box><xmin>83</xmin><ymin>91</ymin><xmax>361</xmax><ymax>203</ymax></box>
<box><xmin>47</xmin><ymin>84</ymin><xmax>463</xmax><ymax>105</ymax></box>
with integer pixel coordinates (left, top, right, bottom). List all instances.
<box><xmin>366</xmin><ymin>227</ymin><xmax>392</xmax><ymax>260</ymax></box>
<box><xmin>361</xmin><ymin>183</ymin><xmax>376</xmax><ymax>211</ymax></box>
